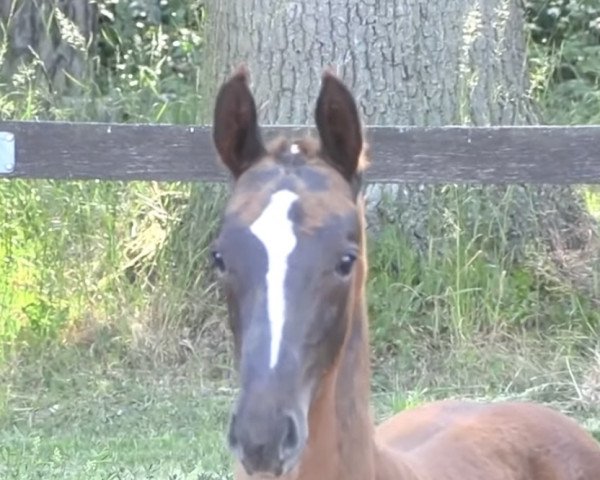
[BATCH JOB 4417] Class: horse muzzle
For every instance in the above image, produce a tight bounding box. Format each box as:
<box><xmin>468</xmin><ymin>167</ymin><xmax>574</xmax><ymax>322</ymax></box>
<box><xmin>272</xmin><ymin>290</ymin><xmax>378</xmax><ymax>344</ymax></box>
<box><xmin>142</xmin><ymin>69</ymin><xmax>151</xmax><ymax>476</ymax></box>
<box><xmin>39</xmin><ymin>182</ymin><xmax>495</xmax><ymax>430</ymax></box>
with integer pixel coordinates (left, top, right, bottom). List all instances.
<box><xmin>228</xmin><ymin>402</ymin><xmax>307</xmax><ymax>477</ymax></box>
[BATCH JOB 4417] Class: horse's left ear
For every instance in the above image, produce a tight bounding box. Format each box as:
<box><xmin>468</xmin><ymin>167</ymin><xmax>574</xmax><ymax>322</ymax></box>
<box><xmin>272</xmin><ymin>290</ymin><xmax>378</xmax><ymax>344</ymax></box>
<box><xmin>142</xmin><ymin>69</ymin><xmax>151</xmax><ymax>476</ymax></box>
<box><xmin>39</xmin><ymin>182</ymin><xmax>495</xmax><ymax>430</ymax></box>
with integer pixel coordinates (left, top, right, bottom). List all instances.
<box><xmin>315</xmin><ymin>70</ymin><xmax>363</xmax><ymax>180</ymax></box>
<box><xmin>213</xmin><ymin>65</ymin><xmax>266</xmax><ymax>178</ymax></box>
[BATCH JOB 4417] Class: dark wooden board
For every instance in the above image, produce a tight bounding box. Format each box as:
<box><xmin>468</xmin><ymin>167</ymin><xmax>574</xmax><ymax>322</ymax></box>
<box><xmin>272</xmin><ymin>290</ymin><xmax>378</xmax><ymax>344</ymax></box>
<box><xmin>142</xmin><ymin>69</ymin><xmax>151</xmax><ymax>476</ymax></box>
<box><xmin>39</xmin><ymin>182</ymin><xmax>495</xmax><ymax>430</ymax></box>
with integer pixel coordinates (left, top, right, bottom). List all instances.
<box><xmin>1</xmin><ymin>121</ymin><xmax>599</xmax><ymax>183</ymax></box>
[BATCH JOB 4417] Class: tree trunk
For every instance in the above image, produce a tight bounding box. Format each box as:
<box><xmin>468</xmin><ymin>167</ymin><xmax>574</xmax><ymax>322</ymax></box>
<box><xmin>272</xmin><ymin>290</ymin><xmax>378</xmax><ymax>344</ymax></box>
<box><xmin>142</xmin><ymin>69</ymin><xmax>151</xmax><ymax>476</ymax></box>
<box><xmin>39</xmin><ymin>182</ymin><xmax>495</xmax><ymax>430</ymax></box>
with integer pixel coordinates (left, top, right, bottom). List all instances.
<box><xmin>201</xmin><ymin>0</ymin><xmax>592</xmax><ymax>263</ymax></box>
<box><xmin>0</xmin><ymin>0</ymin><xmax>98</xmax><ymax>93</ymax></box>
<box><xmin>208</xmin><ymin>0</ymin><xmax>534</xmax><ymax>126</ymax></box>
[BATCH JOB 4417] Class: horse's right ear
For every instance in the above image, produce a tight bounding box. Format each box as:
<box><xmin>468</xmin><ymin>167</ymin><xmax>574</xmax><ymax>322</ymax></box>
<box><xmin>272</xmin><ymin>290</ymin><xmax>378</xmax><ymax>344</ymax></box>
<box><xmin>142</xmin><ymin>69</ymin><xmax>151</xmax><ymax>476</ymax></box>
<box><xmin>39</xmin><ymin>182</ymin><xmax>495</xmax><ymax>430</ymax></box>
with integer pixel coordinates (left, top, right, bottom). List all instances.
<box><xmin>213</xmin><ymin>66</ymin><xmax>265</xmax><ymax>178</ymax></box>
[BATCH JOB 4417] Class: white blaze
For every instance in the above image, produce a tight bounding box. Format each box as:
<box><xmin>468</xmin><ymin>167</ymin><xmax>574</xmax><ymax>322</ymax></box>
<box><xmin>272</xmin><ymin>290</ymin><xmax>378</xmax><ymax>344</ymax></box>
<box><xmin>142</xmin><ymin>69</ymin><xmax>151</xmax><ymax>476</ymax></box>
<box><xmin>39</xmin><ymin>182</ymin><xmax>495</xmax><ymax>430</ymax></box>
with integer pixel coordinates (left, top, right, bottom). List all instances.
<box><xmin>290</xmin><ymin>143</ymin><xmax>300</xmax><ymax>154</ymax></box>
<box><xmin>249</xmin><ymin>190</ymin><xmax>299</xmax><ymax>369</ymax></box>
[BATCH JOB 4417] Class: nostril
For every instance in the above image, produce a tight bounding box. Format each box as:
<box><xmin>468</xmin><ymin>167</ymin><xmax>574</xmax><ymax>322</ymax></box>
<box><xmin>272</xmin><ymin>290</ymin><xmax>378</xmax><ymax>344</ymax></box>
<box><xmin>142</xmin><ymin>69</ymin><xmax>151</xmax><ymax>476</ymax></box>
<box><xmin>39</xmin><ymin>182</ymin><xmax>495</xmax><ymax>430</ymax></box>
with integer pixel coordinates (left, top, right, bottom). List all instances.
<box><xmin>280</xmin><ymin>413</ymin><xmax>300</xmax><ymax>457</ymax></box>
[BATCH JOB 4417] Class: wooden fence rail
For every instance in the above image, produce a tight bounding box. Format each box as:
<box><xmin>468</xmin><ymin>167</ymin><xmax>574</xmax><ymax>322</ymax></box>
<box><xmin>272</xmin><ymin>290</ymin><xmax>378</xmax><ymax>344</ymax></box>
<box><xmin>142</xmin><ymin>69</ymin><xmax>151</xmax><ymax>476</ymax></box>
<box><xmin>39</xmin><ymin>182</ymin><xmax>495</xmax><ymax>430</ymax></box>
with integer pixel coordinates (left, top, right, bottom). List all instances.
<box><xmin>1</xmin><ymin>121</ymin><xmax>599</xmax><ymax>183</ymax></box>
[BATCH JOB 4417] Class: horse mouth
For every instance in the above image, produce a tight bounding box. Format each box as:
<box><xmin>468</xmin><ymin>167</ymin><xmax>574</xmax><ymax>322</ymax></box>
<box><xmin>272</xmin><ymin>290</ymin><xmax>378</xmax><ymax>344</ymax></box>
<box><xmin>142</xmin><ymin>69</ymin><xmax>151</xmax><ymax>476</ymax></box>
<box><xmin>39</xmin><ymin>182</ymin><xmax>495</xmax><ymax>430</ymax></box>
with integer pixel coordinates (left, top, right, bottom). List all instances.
<box><xmin>235</xmin><ymin>452</ymin><xmax>301</xmax><ymax>479</ymax></box>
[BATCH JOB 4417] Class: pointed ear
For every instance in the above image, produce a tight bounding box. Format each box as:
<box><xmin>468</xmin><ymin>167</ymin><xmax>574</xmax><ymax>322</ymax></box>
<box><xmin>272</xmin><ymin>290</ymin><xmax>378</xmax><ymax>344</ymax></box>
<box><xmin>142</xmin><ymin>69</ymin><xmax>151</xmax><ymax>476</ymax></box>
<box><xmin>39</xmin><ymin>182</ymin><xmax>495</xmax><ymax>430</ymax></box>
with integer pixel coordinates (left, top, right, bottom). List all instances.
<box><xmin>315</xmin><ymin>70</ymin><xmax>363</xmax><ymax>180</ymax></box>
<box><xmin>213</xmin><ymin>66</ymin><xmax>266</xmax><ymax>178</ymax></box>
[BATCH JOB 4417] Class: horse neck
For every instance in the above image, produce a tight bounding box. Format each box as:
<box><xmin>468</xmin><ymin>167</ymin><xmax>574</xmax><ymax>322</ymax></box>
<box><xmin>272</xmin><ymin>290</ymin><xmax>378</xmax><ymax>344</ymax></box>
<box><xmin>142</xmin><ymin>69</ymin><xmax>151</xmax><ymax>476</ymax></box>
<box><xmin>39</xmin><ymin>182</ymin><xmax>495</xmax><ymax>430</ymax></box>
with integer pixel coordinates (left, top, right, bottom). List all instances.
<box><xmin>296</xmin><ymin>198</ymin><xmax>377</xmax><ymax>480</ymax></box>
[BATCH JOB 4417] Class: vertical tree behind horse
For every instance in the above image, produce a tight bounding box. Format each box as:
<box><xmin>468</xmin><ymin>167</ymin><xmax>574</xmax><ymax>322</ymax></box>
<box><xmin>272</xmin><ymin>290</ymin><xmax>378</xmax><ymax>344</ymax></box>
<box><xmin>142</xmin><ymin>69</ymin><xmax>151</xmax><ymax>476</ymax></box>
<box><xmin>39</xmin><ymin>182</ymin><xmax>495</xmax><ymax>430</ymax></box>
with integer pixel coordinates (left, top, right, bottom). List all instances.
<box><xmin>211</xmin><ymin>66</ymin><xmax>600</xmax><ymax>480</ymax></box>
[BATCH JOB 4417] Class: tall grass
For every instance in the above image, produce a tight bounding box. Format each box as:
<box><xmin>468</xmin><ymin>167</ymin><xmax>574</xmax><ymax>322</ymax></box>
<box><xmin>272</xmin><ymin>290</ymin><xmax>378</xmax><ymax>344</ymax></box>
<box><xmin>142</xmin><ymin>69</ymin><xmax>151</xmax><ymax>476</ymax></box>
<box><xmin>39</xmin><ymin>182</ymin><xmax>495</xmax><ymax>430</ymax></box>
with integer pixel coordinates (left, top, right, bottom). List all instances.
<box><xmin>368</xmin><ymin>187</ymin><xmax>600</xmax><ymax>388</ymax></box>
<box><xmin>0</xmin><ymin>2</ymin><xmax>223</xmax><ymax>362</ymax></box>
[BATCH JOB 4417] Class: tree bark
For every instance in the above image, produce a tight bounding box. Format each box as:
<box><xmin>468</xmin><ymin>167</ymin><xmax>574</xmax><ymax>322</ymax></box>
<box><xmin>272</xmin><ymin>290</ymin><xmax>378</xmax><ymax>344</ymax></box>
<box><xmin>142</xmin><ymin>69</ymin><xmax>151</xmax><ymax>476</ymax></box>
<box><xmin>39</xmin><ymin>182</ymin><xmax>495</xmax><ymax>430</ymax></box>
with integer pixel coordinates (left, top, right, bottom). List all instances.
<box><xmin>201</xmin><ymin>0</ymin><xmax>592</xmax><ymax>262</ymax></box>
<box><xmin>208</xmin><ymin>0</ymin><xmax>533</xmax><ymax>126</ymax></box>
<box><xmin>0</xmin><ymin>0</ymin><xmax>98</xmax><ymax>93</ymax></box>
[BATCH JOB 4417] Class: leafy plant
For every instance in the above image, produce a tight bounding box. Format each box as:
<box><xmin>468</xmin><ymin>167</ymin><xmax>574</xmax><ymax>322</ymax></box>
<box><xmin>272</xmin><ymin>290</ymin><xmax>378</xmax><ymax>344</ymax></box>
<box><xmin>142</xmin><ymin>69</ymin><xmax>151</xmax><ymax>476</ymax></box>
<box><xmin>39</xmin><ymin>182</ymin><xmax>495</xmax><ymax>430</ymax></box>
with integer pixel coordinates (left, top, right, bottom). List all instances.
<box><xmin>527</xmin><ymin>0</ymin><xmax>600</xmax><ymax>123</ymax></box>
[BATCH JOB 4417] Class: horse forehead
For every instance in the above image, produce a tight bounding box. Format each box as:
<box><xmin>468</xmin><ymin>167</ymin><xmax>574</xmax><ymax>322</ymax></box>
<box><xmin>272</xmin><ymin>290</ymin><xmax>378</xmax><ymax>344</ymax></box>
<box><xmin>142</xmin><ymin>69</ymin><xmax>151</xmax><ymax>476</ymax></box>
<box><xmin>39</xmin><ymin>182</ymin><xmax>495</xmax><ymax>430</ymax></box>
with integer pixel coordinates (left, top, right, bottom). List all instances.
<box><xmin>226</xmin><ymin>164</ymin><xmax>355</xmax><ymax>231</ymax></box>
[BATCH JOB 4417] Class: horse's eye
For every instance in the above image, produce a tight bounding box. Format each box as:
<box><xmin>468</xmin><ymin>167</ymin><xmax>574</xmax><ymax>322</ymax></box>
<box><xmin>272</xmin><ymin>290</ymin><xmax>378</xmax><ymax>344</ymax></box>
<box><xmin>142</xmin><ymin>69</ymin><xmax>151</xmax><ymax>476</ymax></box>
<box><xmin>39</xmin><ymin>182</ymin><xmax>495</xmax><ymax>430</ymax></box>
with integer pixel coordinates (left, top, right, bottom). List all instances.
<box><xmin>336</xmin><ymin>253</ymin><xmax>356</xmax><ymax>277</ymax></box>
<box><xmin>212</xmin><ymin>251</ymin><xmax>226</xmax><ymax>273</ymax></box>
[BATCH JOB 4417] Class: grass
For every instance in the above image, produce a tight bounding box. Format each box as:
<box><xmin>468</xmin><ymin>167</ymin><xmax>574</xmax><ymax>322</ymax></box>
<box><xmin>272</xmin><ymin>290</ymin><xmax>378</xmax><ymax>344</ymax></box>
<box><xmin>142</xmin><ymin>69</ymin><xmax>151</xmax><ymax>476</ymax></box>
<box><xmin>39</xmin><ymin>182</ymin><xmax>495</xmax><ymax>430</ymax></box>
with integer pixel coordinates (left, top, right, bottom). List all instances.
<box><xmin>6</xmin><ymin>363</ymin><xmax>240</xmax><ymax>479</ymax></box>
<box><xmin>1</xmin><ymin>340</ymin><xmax>598</xmax><ymax>479</ymax></box>
<box><xmin>0</xmin><ymin>2</ymin><xmax>215</xmax><ymax>357</ymax></box>
<box><xmin>0</xmin><ymin>348</ymin><xmax>234</xmax><ymax>479</ymax></box>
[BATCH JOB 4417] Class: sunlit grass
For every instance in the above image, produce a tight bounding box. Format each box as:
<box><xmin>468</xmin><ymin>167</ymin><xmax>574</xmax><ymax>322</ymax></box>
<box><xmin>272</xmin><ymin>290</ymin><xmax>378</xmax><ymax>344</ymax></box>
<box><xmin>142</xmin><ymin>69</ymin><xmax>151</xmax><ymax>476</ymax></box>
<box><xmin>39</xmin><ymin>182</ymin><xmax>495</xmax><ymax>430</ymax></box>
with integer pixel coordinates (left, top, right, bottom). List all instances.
<box><xmin>582</xmin><ymin>186</ymin><xmax>600</xmax><ymax>220</ymax></box>
<box><xmin>0</xmin><ymin>348</ymin><xmax>233</xmax><ymax>479</ymax></box>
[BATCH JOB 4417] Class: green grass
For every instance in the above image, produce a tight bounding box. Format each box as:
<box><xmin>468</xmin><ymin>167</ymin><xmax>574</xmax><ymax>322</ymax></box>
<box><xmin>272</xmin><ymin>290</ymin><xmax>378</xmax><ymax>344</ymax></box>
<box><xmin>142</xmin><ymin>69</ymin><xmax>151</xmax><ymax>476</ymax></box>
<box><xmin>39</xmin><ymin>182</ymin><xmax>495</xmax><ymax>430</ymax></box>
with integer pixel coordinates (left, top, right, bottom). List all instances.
<box><xmin>367</xmin><ymin>186</ymin><xmax>600</xmax><ymax>352</ymax></box>
<box><xmin>0</xmin><ymin>349</ymin><xmax>233</xmax><ymax>479</ymax></box>
<box><xmin>1</xmin><ymin>342</ymin><xmax>598</xmax><ymax>479</ymax></box>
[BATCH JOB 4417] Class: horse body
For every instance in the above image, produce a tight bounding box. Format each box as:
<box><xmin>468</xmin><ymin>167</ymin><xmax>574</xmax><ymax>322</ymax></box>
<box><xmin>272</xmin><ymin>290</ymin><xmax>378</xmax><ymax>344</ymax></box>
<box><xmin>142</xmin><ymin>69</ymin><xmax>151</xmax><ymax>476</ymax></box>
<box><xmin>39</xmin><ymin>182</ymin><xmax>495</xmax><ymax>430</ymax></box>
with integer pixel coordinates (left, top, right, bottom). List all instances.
<box><xmin>211</xmin><ymin>66</ymin><xmax>600</xmax><ymax>480</ymax></box>
<box><xmin>378</xmin><ymin>400</ymin><xmax>600</xmax><ymax>480</ymax></box>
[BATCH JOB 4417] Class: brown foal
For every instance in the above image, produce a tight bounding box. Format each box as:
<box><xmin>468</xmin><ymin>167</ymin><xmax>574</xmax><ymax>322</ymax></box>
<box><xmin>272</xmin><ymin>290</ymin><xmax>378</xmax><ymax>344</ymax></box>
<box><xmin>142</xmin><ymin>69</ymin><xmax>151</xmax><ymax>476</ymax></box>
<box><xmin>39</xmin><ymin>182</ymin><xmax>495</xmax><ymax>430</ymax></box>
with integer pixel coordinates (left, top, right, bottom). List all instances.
<box><xmin>210</xmin><ymin>66</ymin><xmax>600</xmax><ymax>480</ymax></box>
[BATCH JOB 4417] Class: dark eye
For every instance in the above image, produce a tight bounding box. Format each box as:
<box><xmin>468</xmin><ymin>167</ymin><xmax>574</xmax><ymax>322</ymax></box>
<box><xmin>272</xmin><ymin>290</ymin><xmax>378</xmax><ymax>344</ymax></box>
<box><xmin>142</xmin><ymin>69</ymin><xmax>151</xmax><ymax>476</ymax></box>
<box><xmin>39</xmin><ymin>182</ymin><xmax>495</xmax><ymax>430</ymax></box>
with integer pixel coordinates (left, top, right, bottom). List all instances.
<box><xmin>212</xmin><ymin>251</ymin><xmax>226</xmax><ymax>273</ymax></box>
<box><xmin>335</xmin><ymin>253</ymin><xmax>356</xmax><ymax>277</ymax></box>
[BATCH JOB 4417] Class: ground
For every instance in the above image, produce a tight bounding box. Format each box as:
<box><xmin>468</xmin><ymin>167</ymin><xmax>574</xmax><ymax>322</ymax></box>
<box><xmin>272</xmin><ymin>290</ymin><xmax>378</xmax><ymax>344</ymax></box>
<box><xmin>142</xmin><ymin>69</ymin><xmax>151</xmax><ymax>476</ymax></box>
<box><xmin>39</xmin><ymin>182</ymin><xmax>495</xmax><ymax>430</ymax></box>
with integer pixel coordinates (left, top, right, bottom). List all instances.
<box><xmin>0</xmin><ymin>351</ymin><xmax>232</xmax><ymax>479</ymax></box>
<box><xmin>1</xmin><ymin>340</ymin><xmax>598</xmax><ymax>480</ymax></box>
